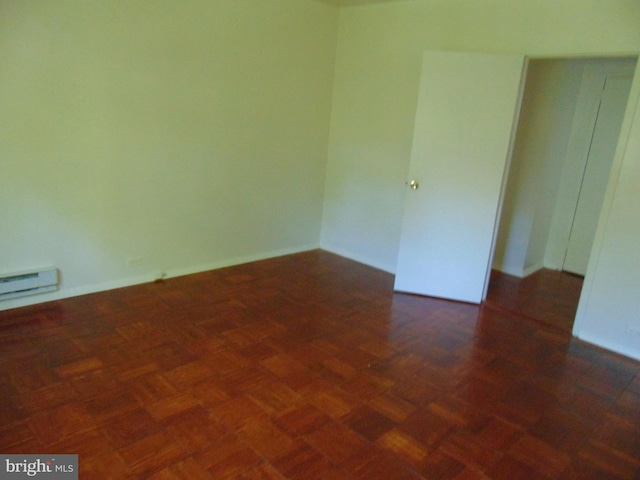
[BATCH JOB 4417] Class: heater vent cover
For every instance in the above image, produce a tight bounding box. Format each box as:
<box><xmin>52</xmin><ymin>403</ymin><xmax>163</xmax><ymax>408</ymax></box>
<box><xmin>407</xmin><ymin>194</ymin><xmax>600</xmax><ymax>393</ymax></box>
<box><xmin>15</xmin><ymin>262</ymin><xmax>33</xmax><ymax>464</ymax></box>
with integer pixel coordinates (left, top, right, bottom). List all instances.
<box><xmin>0</xmin><ymin>268</ymin><xmax>58</xmax><ymax>301</ymax></box>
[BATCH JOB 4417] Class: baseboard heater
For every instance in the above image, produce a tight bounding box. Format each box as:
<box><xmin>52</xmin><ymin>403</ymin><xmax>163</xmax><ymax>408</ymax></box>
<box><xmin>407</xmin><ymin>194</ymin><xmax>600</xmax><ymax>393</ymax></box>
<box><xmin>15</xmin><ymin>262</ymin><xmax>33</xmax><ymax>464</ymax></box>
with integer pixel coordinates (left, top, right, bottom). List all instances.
<box><xmin>0</xmin><ymin>268</ymin><xmax>58</xmax><ymax>301</ymax></box>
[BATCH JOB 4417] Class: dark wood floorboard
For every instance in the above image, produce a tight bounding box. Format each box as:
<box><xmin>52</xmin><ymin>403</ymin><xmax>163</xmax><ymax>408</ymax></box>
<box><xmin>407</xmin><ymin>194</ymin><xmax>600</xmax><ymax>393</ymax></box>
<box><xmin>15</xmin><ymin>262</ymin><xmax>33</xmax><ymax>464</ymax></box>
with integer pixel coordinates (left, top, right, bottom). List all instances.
<box><xmin>0</xmin><ymin>250</ymin><xmax>638</xmax><ymax>479</ymax></box>
<box><xmin>485</xmin><ymin>269</ymin><xmax>584</xmax><ymax>333</ymax></box>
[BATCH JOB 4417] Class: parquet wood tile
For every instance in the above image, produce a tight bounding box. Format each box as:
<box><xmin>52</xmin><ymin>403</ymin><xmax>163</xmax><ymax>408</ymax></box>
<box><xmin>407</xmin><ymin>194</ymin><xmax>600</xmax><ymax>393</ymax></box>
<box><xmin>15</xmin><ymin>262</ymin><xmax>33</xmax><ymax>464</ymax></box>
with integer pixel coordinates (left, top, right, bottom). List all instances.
<box><xmin>485</xmin><ymin>268</ymin><xmax>583</xmax><ymax>333</ymax></box>
<box><xmin>1</xmin><ymin>250</ymin><xmax>639</xmax><ymax>478</ymax></box>
<box><xmin>303</xmin><ymin>421</ymin><xmax>369</xmax><ymax>465</ymax></box>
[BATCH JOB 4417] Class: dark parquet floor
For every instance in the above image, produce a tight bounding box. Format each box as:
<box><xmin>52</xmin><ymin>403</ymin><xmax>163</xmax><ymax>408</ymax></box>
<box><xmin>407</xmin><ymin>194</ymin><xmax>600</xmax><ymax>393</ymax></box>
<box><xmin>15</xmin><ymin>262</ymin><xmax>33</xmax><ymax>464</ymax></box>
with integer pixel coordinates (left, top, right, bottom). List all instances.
<box><xmin>0</xmin><ymin>250</ymin><xmax>638</xmax><ymax>479</ymax></box>
<box><xmin>486</xmin><ymin>268</ymin><xmax>584</xmax><ymax>333</ymax></box>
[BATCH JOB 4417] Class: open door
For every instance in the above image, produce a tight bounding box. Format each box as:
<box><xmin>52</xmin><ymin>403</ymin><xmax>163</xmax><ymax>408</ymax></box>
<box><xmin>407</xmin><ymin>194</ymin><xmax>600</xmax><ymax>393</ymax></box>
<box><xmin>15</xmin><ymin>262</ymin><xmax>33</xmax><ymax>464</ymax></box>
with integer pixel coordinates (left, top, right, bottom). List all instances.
<box><xmin>394</xmin><ymin>51</ymin><xmax>526</xmax><ymax>303</ymax></box>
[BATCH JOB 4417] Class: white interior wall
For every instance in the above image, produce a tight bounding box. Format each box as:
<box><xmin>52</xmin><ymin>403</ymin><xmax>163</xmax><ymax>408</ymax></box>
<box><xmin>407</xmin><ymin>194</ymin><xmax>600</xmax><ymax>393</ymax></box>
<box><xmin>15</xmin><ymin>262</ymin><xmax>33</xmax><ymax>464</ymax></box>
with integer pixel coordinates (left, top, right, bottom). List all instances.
<box><xmin>0</xmin><ymin>0</ymin><xmax>338</xmax><ymax>310</ymax></box>
<box><xmin>524</xmin><ymin>61</ymin><xmax>587</xmax><ymax>274</ymax></box>
<box><xmin>494</xmin><ymin>57</ymin><xmax>636</xmax><ymax>278</ymax></box>
<box><xmin>493</xmin><ymin>59</ymin><xmax>584</xmax><ymax>277</ymax></box>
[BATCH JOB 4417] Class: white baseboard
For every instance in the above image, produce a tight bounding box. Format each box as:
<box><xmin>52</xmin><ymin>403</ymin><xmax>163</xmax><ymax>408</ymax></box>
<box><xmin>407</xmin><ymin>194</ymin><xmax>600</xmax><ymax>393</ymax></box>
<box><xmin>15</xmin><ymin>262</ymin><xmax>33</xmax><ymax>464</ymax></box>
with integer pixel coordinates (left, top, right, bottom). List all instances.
<box><xmin>319</xmin><ymin>244</ymin><xmax>395</xmax><ymax>274</ymax></box>
<box><xmin>492</xmin><ymin>262</ymin><xmax>543</xmax><ymax>278</ymax></box>
<box><xmin>492</xmin><ymin>262</ymin><xmax>524</xmax><ymax>277</ymax></box>
<box><xmin>0</xmin><ymin>243</ymin><xmax>319</xmax><ymax>312</ymax></box>
<box><xmin>575</xmin><ymin>332</ymin><xmax>640</xmax><ymax>362</ymax></box>
<box><xmin>522</xmin><ymin>263</ymin><xmax>543</xmax><ymax>277</ymax></box>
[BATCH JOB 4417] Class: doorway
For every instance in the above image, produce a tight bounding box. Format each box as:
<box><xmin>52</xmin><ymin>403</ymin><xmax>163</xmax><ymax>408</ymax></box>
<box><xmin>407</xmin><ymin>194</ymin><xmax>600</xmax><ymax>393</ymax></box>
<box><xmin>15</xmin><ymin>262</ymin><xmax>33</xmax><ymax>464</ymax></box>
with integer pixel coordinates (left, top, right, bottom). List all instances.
<box><xmin>490</xmin><ymin>56</ymin><xmax>638</xmax><ymax>330</ymax></box>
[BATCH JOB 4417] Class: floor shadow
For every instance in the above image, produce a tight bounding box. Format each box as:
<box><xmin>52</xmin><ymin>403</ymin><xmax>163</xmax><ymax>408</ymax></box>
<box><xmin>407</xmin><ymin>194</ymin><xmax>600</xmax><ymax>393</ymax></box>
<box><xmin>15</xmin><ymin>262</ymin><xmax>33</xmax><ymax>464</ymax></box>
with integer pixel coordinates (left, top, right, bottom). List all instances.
<box><xmin>484</xmin><ymin>268</ymin><xmax>584</xmax><ymax>333</ymax></box>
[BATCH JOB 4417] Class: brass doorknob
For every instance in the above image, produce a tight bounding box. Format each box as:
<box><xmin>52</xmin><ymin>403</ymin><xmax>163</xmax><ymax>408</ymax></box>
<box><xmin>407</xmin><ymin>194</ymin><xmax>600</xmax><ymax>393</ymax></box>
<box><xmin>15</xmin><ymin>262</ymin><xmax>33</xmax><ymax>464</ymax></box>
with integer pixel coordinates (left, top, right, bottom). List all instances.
<box><xmin>408</xmin><ymin>180</ymin><xmax>419</xmax><ymax>190</ymax></box>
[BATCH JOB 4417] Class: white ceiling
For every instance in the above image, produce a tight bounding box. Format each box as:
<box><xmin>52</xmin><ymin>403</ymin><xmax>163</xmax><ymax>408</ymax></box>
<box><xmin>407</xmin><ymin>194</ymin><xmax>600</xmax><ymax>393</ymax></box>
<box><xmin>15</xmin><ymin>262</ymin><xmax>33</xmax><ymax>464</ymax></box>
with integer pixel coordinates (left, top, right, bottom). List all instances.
<box><xmin>316</xmin><ymin>0</ymin><xmax>405</xmax><ymax>6</ymax></box>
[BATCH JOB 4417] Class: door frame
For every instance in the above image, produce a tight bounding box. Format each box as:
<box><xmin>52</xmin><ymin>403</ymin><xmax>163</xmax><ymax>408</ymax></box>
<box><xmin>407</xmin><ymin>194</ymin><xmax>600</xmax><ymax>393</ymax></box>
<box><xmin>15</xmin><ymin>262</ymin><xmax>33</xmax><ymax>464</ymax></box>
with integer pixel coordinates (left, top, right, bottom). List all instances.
<box><xmin>486</xmin><ymin>52</ymin><xmax>640</xmax><ymax>336</ymax></box>
<box><xmin>481</xmin><ymin>58</ymin><xmax>530</xmax><ymax>301</ymax></box>
<box><xmin>573</xmin><ymin>54</ymin><xmax>640</xmax><ymax>337</ymax></box>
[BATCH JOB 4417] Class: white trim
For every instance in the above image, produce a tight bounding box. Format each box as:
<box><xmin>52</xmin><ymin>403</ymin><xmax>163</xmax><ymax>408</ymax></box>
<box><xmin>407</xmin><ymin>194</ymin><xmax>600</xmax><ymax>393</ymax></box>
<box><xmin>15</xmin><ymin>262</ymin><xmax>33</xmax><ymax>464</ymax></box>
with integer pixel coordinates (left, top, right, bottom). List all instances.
<box><xmin>319</xmin><ymin>244</ymin><xmax>395</xmax><ymax>274</ymax></box>
<box><xmin>576</xmin><ymin>332</ymin><xmax>640</xmax><ymax>362</ymax></box>
<box><xmin>522</xmin><ymin>263</ymin><xmax>543</xmax><ymax>277</ymax></box>
<box><xmin>491</xmin><ymin>262</ymin><xmax>524</xmax><ymax>278</ymax></box>
<box><xmin>0</xmin><ymin>244</ymin><xmax>319</xmax><ymax>312</ymax></box>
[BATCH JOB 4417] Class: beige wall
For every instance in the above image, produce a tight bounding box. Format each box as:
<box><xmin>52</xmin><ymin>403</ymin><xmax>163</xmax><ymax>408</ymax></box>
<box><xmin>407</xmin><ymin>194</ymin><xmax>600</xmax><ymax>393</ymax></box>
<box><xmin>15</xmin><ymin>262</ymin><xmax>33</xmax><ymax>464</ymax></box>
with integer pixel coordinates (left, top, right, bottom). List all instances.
<box><xmin>0</xmin><ymin>0</ymin><xmax>338</xmax><ymax>308</ymax></box>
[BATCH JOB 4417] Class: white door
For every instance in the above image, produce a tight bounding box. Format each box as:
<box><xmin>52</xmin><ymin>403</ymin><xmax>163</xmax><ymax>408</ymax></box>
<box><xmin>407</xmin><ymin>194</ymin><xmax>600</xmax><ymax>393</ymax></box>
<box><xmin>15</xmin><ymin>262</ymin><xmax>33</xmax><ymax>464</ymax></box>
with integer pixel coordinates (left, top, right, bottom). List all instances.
<box><xmin>563</xmin><ymin>74</ymin><xmax>633</xmax><ymax>276</ymax></box>
<box><xmin>394</xmin><ymin>51</ymin><xmax>526</xmax><ymax>303</ymax></box>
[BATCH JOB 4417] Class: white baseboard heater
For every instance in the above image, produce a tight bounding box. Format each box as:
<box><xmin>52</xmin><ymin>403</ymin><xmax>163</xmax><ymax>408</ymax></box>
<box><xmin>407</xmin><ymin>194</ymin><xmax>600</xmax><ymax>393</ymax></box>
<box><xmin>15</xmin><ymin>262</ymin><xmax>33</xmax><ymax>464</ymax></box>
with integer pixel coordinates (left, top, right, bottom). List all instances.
<box><xmin>0</xmin><ymin>268</ymin><xmax>58</xmax><ymax>301</ymax></box>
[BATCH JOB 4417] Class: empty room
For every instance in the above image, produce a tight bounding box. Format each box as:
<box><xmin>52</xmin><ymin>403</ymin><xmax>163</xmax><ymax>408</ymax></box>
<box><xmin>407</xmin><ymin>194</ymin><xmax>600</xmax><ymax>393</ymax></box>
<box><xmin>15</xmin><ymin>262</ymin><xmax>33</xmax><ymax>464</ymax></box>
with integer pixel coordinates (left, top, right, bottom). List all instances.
<box><xmin>1</xmin><ymin>1</ymin><xmax>639</xmax><ymax>478</ymax></box>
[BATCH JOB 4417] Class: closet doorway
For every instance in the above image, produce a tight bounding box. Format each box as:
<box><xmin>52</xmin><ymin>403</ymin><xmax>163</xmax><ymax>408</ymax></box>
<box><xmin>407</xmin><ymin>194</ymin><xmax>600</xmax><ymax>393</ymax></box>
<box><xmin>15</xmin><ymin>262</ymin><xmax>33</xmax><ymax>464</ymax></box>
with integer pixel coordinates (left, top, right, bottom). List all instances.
<box><xmin>490</xmin><ymin>56</ymin><xmax>637</xmax><ymax>331</ymax></box>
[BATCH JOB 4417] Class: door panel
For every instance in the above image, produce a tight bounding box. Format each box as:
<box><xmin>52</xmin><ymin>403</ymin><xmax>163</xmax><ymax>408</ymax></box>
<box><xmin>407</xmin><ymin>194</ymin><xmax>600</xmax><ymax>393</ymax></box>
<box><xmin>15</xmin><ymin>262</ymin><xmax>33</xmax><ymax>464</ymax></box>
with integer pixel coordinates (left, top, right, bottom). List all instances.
<box><xmin>563</xmin><ymin>74</ymin><xmax>633</xmax><ymax>276</ymax></box>
<box><xmin>394</xmin><ymin>51</ymin><xmax>525</xmax><ymax>303</ymax></box>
